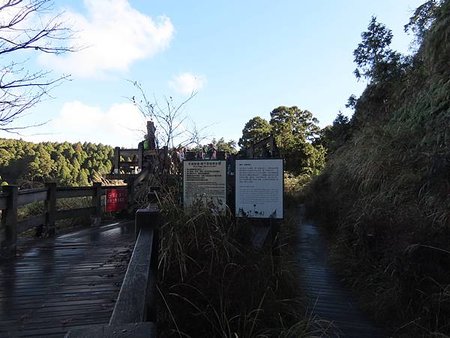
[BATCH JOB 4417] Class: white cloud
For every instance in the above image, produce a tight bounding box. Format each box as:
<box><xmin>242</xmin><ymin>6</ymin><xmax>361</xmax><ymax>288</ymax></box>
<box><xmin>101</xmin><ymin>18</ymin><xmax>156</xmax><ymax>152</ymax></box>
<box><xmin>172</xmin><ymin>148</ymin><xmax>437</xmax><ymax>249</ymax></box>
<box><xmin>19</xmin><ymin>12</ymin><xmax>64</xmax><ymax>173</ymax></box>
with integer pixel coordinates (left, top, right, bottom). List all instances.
<box><xmin>28</xmin><ymin>101</ymin><xmax>147</xmax><ymax>147</ymax></box>
<box><xmin>40</xmin><ymin>0</ymin><xmax>174</xmax><ymax>78</ymax></box>
<box><xmin>169</xmin><ymin>72</ymin><xmax>207</xmax><ymax>95</ymax></box>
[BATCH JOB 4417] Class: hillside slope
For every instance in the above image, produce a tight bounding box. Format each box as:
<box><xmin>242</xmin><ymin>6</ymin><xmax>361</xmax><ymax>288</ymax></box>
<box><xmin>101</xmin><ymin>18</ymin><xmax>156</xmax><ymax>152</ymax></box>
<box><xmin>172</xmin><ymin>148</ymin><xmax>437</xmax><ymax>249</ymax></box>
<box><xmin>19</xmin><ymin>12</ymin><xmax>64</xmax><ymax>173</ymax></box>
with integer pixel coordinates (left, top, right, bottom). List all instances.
<box><xmin>307</xmin><ymin>1</ymin><xmax>450</xmax><ymax>335</ymax></box>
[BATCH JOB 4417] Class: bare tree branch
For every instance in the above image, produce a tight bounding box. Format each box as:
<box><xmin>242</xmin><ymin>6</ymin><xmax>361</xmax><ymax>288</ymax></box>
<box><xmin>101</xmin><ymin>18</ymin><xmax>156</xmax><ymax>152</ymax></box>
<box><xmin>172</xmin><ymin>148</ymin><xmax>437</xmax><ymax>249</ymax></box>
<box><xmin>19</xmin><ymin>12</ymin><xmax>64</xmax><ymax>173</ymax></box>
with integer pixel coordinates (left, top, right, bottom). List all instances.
<box><xmin>129</xmin><ymin>80</ymin><xmax>199</xmax><ymax>148</ymax></box>
<box><xmin>0</xmin><ymin>0</ymin><xmax>75</xmax><ymax>131</ymax></box>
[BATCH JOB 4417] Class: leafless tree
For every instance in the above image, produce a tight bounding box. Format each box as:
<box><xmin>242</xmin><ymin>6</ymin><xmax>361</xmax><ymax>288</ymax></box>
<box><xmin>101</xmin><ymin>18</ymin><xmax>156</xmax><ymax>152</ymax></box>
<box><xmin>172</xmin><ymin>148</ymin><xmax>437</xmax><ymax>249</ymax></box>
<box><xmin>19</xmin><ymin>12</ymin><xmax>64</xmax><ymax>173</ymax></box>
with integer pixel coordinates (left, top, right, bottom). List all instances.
<box><xmin>130</xmin><ymin>80</ymin><xmax>206</xmax><ymax>149</ymax></box>
<box><xmin>0</xmin><ymin>0</ymin><xmax>75</xmax><ymax>131</ymax></box>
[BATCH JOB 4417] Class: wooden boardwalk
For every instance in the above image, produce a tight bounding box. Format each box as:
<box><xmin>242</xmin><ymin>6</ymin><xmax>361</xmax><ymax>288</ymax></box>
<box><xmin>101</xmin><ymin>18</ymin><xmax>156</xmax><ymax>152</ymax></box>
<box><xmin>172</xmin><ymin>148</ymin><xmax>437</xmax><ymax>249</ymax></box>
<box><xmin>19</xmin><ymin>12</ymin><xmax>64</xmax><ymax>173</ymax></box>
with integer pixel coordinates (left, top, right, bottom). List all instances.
<box><xmin>0</xmin><ymin>221</ymin><xmax>135</xmax><ymax>338</ymax></box>
<box><xmin>296</xmin><ymin>210</ymin><xmax>385</xmax><ymax>337</ymax></box>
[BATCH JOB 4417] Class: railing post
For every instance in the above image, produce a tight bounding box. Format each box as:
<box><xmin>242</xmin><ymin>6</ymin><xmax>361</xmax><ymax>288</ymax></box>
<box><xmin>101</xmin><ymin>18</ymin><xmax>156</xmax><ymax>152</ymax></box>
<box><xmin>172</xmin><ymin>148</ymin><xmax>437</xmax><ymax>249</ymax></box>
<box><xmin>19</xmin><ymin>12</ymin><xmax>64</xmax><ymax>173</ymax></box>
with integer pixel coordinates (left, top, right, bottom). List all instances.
<box><xmin>127</xmin><ymin>176</ymin><xmax>135</xmax><ymax>213</ymax></box>
<box><xmin>45</xmin><ymin>182</ymin><xmax>57</xmax><ymax>237</ymax></box>
<box><xmin>114</xmin><ymin>147</ymin><xmax>120</xmax><ymax>174</ymax></box>
<box><xmin>148</xmin><ymin>214</ymin><xmax>159</xmax><ymax>322</ymax></box>
<box><xmin>0</xmin><ymin>185</ymin><xmax>18</xmax><ymax>257</ymax></box>
<box><xmin>138</xmin><ymin>141</ymin><xmax>144</xmax><ymax>170</ymax></box>
<box><xmin>91</xmin><ymin>182</ymin><xmax>102</xmax><ymax>226</ymax></box>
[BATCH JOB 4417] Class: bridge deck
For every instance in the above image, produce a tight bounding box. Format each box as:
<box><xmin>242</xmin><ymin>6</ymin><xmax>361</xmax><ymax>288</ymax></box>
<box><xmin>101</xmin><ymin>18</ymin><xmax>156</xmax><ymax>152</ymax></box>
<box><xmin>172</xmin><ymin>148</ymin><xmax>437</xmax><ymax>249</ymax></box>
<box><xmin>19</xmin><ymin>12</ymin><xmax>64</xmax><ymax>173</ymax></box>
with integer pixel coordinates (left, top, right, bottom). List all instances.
<box><xmin>0</xmin><ymin>221</ymin><xmax>135</xmax><ymax>338</ymax></box>
<box><xmin>296</xmin><ymin>212</ymin><xmax>385</xmax><ymax>337</ymax></box>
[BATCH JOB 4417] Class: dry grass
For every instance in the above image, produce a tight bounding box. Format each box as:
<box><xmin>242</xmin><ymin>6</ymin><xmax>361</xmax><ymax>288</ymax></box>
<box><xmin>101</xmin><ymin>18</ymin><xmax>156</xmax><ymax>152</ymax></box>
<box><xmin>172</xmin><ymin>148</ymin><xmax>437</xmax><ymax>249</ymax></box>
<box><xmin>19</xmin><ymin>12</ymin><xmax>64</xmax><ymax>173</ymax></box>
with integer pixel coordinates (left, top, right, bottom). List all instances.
<box><xmin>304</xmin><ymin>2</ymin><xmax>450</xmax><ymax>336</ymax></box>
<box><xmin>142</xmin><ymin>181</ymin><xmax>325</xmax><ymax>337</ymax></box>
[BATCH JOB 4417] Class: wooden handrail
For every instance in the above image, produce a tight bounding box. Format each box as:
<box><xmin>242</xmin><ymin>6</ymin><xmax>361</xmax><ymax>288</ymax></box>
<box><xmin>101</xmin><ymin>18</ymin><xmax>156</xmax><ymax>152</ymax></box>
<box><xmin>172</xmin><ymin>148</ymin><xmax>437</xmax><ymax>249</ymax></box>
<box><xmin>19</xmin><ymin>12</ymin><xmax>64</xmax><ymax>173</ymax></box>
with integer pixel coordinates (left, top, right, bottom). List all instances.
<box><xmin>17</xmin><ymin>188</ymin><xmax>47</xmax><ymax>207</ymax></box>
<box><xmin>110</xmin><ymin>207</ymin><xmax>160</xmax><ymax>325</ymax></box>
<box><xmin>0</xmin><ymin>183</ymin><xmax>127</xmax><ymax>258</ymax></box>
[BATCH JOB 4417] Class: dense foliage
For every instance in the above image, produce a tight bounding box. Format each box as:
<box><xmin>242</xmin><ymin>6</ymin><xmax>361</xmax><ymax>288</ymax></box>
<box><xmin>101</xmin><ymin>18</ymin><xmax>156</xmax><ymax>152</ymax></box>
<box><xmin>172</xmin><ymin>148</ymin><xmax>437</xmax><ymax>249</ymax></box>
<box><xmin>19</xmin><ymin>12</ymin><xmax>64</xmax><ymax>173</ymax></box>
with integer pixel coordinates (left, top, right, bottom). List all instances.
<box><xmin>238</xmin><ymin>116</ymin><xmax>272</xmax><ymax>149</ymax></box>
<box><xmin>239</xmin><ymin>106</ymin><xmax>325</xmax><ymax>175</ymax></box>
<box><xmin>0</xmin><ymin>138</ymin><xmax>113</xmax><ymax>187</ymax></box>
<box><xmin>307</xmin><ymin>0</ymin><xmax>450</xmax><ymax>335</ymax></box>
<box><xmin>212</xmin><ymin>137</ymin><xmax>238</xmax><ymax>154</ymax></box>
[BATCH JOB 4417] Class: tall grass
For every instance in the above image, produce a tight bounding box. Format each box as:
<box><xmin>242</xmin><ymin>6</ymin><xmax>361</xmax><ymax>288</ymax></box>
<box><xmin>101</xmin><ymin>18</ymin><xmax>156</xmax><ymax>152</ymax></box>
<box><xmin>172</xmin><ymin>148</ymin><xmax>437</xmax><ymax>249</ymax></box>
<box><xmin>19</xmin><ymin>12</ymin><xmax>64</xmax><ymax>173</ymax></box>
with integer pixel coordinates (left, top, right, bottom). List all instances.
<box><xmin>147</xmin><ymin>182</ymin><xmax>321</xmax><ymax>337</ymax></box>
<box><xmin>305</xmin><ymin>2</ymin><xmax>450</xmax><ymax>335</ymax></box>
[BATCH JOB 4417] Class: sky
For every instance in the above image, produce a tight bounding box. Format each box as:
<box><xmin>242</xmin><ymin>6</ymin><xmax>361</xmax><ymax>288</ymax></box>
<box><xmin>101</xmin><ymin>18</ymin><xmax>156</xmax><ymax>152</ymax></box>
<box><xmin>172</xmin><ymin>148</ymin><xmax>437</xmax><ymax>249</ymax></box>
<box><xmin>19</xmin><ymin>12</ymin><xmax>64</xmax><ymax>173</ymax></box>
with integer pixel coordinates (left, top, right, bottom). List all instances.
<box><xmin>0</xmin><ymin>0</ymin><xmax>425</xmax><ymax>148</ymax></box>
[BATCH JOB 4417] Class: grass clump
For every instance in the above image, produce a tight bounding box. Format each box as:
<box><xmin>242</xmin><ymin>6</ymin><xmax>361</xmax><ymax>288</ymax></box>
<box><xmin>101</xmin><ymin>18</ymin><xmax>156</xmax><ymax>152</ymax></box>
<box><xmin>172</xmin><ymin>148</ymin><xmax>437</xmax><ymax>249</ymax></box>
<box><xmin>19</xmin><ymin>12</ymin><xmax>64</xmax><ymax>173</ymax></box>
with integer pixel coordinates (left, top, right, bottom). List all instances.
<box><xmin>154</xmin><ymin>186</ymin><xmax>319</xmax><ymax>337</ymax></box>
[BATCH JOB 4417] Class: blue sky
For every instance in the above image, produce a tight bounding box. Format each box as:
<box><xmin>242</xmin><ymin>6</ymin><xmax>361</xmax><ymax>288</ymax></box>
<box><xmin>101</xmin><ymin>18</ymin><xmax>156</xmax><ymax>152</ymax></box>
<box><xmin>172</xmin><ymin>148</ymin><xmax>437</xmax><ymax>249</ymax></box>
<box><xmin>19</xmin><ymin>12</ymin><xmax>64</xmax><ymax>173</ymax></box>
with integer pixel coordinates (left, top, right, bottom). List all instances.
<box><xmin>0</xmin><ymin>0</ymin><xmax>425</xmax><ymax>148</ymax></box>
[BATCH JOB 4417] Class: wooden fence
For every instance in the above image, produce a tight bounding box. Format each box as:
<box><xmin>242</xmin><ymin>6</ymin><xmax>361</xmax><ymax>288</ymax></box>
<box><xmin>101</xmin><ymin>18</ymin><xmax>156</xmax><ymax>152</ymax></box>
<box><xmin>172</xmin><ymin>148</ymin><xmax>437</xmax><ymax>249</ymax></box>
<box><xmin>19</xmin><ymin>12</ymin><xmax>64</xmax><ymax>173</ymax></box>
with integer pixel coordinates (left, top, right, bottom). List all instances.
<box><xmin>0</xmin><ymin>182</ymin><xmax>128</xmax><ymax>257</ymax></box>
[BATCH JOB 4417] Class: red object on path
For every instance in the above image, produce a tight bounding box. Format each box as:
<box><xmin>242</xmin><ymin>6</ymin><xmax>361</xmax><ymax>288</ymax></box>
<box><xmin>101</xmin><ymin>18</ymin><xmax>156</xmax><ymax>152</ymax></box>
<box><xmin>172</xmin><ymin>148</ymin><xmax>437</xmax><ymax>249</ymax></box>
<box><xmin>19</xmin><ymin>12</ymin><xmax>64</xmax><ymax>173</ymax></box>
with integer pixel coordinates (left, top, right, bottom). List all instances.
<box><xmin>105</xmin><ymin>188</ymin><xmax>128</xmax><ymax>212</ymax></box>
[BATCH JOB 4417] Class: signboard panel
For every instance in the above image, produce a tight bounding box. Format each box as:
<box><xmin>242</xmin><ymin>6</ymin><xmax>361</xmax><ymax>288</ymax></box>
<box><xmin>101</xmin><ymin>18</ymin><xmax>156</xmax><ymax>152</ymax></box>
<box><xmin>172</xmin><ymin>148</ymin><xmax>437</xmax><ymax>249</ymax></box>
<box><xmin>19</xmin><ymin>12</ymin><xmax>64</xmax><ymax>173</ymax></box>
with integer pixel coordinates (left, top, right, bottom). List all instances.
<box><xmin>105</xmin><ymin>188</ymin><xmax>128</xmax><ymax>212</ymax></box>
<box><xmin>183</xmin><ymin>160</ymin><xmax>226</xmax><ymax>214</ymax></box>
<box><xmin>235</xmin><ymin>159</ymin><xmax>283</xmax><ymax>219</ymax></box>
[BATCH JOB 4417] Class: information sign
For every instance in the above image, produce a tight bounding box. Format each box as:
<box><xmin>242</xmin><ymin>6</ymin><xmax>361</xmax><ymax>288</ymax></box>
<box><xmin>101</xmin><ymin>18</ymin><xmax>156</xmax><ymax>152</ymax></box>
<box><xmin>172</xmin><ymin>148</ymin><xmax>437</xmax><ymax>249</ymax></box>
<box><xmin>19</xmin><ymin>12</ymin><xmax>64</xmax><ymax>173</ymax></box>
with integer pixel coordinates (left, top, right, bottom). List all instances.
<box><xmin>105</xmin><ymin>188</ymin><xmax>128</xmax><ymax>212</ymax></box>
<box><xmin>235</xmin><ymin>159</ymin><xmax>283</xmax><ymax>219</ymax></box>
<box><xmin>183</xmin><ymin>160</ymin><xmax>226</xmax><ymax>214</ymax></box>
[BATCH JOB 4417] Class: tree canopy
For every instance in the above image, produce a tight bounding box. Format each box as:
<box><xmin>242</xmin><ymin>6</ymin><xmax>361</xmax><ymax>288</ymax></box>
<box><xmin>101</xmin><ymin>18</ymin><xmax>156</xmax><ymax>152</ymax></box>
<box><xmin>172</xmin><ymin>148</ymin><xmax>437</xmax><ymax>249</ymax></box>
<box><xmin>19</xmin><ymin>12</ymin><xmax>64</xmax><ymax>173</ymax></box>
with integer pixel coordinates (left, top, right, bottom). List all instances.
<box><xmin>353</xmin><ymin>16</ymin><xmax>406</xmax><ymax>83</ymax></box>
<box><xmin>317</xmin><ymin>112</ymin><xmax>352</xmax><ymax>155</ymax></box>
<box><xmin>0</xmin><ymin>139</ymin><xmax>113</xmax><ymax>187</ymax></box>
<box><xmin>404</xmin><ymin>0</ymin><xmax>443</xmax><ymax>46</ymax></box>
<box><xmin>269</xmin><ymin>106</ymin><xmax>324</xmax><ymax>175</ymax></box>
<box><xmin>238</xmin><ymin>116</ymin><xmax>272</xmax><ymax>149</ymax></box>
<box><xmin>212</xmin><ymin>137</ymin><xmax>238</xmax><ymax>155</ymax></box>
<box><xmin>239</xmin><ymin>107</ymin><xmax>325</xmax><ymax>175</ymax></box>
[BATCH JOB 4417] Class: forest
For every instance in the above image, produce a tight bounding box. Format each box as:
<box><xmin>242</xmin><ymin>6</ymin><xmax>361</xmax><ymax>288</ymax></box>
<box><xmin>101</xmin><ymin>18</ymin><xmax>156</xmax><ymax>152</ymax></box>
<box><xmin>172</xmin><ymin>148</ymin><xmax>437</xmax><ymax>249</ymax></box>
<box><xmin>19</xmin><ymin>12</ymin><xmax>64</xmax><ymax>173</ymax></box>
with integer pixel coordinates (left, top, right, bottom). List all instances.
<box><xmin>0</xmin><ymin>139</ymin><xmax>113</xmax><ymax>187</ymax></box>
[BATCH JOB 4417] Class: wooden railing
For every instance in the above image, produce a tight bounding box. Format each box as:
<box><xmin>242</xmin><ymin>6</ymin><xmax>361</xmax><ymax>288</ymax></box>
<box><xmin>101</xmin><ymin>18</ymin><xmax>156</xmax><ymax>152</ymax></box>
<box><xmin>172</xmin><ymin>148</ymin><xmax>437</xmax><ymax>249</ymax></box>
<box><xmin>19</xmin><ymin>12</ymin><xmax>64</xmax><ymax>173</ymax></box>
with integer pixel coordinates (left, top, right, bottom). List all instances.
<box><xmin>66</xmin><ymin>206</ymin><xmax>160</xmax><ymax>338</ymax></box>
<box><xmin>108</xmin><ymin>145</ymin><xmax>168</xmax><ymax>180</ymax></box>
<box><xmin>0</xmin><ymin>182</ymin><xmax>127</xmax><ymax>257</ymax></box>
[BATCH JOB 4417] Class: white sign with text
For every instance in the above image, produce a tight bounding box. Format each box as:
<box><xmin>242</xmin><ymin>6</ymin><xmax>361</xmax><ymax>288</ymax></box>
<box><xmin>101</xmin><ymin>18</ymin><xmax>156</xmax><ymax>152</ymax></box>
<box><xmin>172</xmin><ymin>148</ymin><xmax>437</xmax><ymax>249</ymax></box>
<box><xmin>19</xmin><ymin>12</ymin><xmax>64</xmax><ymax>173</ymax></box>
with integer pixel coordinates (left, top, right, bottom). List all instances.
<box><xmin>235</xmin><ymin>159</ymin><xmax>283</xmax><ymax>219</ymax></box>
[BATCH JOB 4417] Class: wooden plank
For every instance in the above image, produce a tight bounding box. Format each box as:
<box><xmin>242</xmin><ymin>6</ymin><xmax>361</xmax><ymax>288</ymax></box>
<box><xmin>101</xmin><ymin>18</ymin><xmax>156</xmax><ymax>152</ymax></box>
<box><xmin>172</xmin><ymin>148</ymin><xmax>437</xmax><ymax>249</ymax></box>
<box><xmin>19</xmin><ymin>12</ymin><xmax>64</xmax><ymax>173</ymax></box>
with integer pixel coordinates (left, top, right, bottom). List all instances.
<box><xmin>0</xmin><ymin>193</ymin><xmax>8</xmax><ymax>209</ymax></box>
<box><xmin>8</xmin><ymin>324</ymin><xmax>97</xmax><ymax>338</ymax></box>
<box><xmin>17</xmin><ymin>188</ymin><xmax>47</xmax><ymax>207</ymax></box>
<box><xmin>101</xmin><ymin>186</ymin><xmax>127</xmax><ymax>190</ymax></box>
<box><xmin>0</xmin><ymin>220</ymin><xmax>135</xmax><ymax>337</ymax></box>
<box><xmin>118</xmin><ymin>149</ymin><xmax>139</xmax><ymax>158</ymax></box>
<box><xmin>109</xmin><ymin>228</ymin><xmax>154</xmax><ymax>324</ymax></box>
<box><xmin>17</xmin><ymin>214</ymin><xmax>46</xmax><ymax>233</ymax></box>
<box><xmin>297</xmin><ymin>217</ymin><xmax>384</xmax><ymax>337</ymax></box>
<box><xmin>45</xmin><ymin>182</ymin><xmax>57</xmax><ymax>235</ymax></box>
<box><xmin>1</xmin><ymin>185</ymin><xmax>18</xmax><ymax>256</ymax></box>
<box><xmin>56</xmin><ymin>187</ymin><xmax>94</xmax><ymax>199</ymax></box>
<box><xmin>104</xmin><ymin>174</ymin><xmax>137</xmax><ymax>180</ymax></box>
<box><xmin>67</xmin><ymin>322</ymin><xmax>156</xmax><ymax>338</ymax></box>
<box><xmin>0</xmin><ymin>293</ymin><xmax>119</xmax><ymax>304</ymax></box>
<box><xmin>56</xmin><ymin>207</ymin><xmax>95</xmax><ymax>221</ymax></box>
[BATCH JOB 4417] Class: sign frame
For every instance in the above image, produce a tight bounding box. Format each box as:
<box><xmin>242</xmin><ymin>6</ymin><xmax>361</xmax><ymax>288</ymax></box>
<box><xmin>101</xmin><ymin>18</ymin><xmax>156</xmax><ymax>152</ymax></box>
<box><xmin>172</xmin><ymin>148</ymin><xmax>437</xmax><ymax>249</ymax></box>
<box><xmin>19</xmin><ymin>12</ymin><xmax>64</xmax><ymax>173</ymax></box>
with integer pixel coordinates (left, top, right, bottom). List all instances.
<box><xmin>183</xmin><ymin>160</ymin><xmax>227</xmax><ymax>214</ymax></box>
<box><xmin>235</xmin><ymin>158</ymin><xmax>284</xmax><ymax>219</ymax></box>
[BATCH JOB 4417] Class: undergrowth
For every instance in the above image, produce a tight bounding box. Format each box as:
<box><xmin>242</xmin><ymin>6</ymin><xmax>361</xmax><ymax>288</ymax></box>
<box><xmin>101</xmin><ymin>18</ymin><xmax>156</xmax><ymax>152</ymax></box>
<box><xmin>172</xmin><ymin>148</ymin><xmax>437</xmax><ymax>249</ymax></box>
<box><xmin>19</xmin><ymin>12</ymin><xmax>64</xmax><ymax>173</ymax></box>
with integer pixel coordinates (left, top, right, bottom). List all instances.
<box><xmin>153</xmin><ymin>184</ymin><xmax>322</xmax><ymax>337</ymax></box>
<box><xmin>305</xmin><ymin>1</ymin><xmax>450</xmax><ymax>336</ymax></box>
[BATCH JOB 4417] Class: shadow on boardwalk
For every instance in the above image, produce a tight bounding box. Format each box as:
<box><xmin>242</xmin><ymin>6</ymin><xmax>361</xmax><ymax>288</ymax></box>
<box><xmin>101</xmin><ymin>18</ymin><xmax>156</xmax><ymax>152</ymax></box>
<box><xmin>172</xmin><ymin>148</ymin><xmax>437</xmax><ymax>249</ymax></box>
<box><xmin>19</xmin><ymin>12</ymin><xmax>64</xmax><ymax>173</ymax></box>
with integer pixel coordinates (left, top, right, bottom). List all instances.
<box><xmin>296</xmin><ymin>207</ymin><xmax>386</xmax><ymax>338</ymax></box>
<box><xmin>0</xmin><ymin>221</ymin><xmax>135</xmax><ymax>338</ymax></box>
